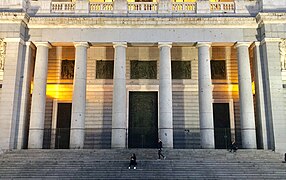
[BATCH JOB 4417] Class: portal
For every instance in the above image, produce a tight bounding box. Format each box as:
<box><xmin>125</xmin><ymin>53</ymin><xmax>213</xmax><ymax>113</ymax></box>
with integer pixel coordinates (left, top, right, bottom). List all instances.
<box><xmin>128</xmin><ymin>92</ymin><xmax>158</xmax><ymax>148</ymax></box>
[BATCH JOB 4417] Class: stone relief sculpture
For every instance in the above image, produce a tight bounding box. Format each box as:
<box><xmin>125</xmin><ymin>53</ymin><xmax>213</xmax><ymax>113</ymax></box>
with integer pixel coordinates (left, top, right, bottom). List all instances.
<box><xmin>0</xmin><ymin>38</ymin><xmax>6</xmax><ymax>71</ymax></box>
<box><xmin>61</xmin><ymin>60</ymin><xmax>75</xmax><ymax>79</ymax></box>
<box><xmin>279</xmin><ymin>39</ymin><xmax>286</xmax><ymax>70</ymax></box>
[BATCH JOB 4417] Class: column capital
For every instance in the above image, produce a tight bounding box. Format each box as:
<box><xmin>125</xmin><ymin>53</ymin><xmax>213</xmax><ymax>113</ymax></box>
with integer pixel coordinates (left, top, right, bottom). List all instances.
<box><xmin>74</xmin><ymin>42</ymin><xmax>90</xmax><ymax>48</ymax></box>
<box><xmin>113</xmin><ymin>42</ymin><xmax>127</xmax><ymax>48</ymax></box>
<box><xmin>158</xmin><ymin>42</ymin><xmax>172</xmax><ymax>48</ymax></box>
<box><xmin>234</xmin><ymin>42</ymin><xmax>252</xmax><ymax>48</ymax></box>
<box><xmin>25</xmin><ymin>42</ymin><xmax>36</xmax><ymax>50</ymax></box>
<box><xmin>34</xmin><ymin>42</ymin><xmax>52</xmax><ymax>49</ymax></box>
<box><xmin>260</xmin><ymin>38</ymin><xmax>281</xmax><ymax>45</ymax></box>
<box><xmin>250</xmin><ymin>42</ymin><xmax>261</xmax><ymax>49</ymax></box>
<box><xmin>4</xmin><ymin>38</ymin><xmax>25</xmax><ymax>45</ymax></box>
<box><xmin>196</xmin><ymin>42</ymin><xmax>211</xmax><ymax>48</ymax></box>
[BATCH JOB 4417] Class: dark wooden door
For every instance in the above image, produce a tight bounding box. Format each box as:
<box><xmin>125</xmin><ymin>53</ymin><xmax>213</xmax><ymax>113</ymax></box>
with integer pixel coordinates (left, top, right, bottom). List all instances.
<box><xmin>213</xmin><ymin>103</ymin><xmax>231</xmax><ymax>149</ymax></box>
<box><xmin>128</xmin><ymin>92</ymin><xmax>158</xmax><ymax>148</ymax></box>
<box><xmin>55</xmin><ymin>103</ymin><xmax>72</xmax><ymax>149</ymax></box>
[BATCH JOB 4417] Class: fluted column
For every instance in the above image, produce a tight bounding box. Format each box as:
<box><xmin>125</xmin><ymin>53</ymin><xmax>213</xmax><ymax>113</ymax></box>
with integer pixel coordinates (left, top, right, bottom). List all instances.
<box><xmin>158</xmin><ymin>42</ymin><xmax>173</xmax><ymax>148</ymax></box>
<box><xmin>70</xmin><ymin>42</ymin><xmax>89</xmax><ymax>149</ymax></box>
<box><xmin>235</xmin><ymin>42</ymin><xmax>257</xmax><ymax>149</ymax></box>
<box><xmin>28</xmin><ymin>42</ymin><xmax>51</xmax><ymax>149</ymax></box>
<box><xmin>197</xmin><ymin>42</ymin><xmax>215</xmax><ymax>149</ymax></box>
<box><xmin>111</xmin><ymin>42</ymin><xmax>127</xmax><ymax>148</ymax></box>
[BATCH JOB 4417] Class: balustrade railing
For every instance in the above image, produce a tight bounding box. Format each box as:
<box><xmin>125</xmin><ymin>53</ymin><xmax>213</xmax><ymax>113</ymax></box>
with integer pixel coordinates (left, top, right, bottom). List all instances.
<box><xmin>47</xmin><ymin>2</ymin><xmax>237</xmax><ymax>14</ymax></box>
<box><xmin>128</xmin><ymin>2</ymin><xmax>158</xmax><ymax>13</ymax></box>
<box><xmin>51</xmin><ymin>2</ymin><xmax>75</xmax><ymax>13</ymax></box>
<box><xmin>210</xmin><ymin>2</ymin><xmax>235</xmax><ymax>13</ymax></box>
<box><xmin>90</xmin><ymin>2</ymin><xmax>113</xmax><ymax>12</ymax></box>
<box><xmin>172</xmin><ymin>2</ymin><xmax>196</xmax><ymax>13</ymax></box>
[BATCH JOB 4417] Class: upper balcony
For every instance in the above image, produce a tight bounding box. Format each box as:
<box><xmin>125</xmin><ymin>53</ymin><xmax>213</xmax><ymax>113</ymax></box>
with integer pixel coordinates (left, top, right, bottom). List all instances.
<box><xmin>1</xmin><ymin>0</ymin><xmax>261</xmax><ymax>16</ymax></box>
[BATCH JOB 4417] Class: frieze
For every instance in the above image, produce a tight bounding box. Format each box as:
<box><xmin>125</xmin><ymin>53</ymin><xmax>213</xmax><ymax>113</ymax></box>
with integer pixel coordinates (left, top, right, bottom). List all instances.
<box><xmin>28</xmin><ymin>17</ymin><xmax>256</xmax><ymax>28</ymax></box>
<box><xmin>0</xmin><ymin>39</ymin><xmax>6</xmax><ymax>71</ymax></box>
<box><xmin>279</xmin><ymin>39</ymin><xmax>286</xmax><ymax>70</ymax></box>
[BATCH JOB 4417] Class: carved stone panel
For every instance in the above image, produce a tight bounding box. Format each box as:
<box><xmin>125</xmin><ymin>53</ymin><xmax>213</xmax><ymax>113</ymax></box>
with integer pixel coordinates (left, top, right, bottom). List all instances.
<box><xmin>279</xmin><ymin>39</ymin><xmax>286</xmax><ymax>70</ymax></box>
<box><xmin>96</xmin><ymin>60</ymin><xmax>114</xmax><ymax>79</ymax></box>
<box><xmin>171</xmin><ymin>61</ymin><xmax>192</xmax><ymax>79</ymax></box>
<box><xmin>0</xmin><ymin>38</ymin><xmax>6</xmax><ymax>71</ymax></box>
<box><xmin>130</xmin><ymin>60</ymin><xmax>157</xmax><ymax>79</ymax></box>
<box><xmin>211</xmin><ymin>60</ymin><xmax>226</xmax><ymax>79</ymax></box>
<box><xmin>61</xmin><ymin>60</ymin><xmax>75</xmax><ymax>79</ymax></box>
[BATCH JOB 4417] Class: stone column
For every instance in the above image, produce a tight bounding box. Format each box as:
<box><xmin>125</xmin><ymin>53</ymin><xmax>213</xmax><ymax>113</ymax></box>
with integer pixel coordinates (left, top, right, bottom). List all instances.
<box><xmin>70</xmin><ymin>42</ymin><xmax>89</xmax><ymax>149</ymax></box>
<box><xmin>196</xmin><ymin>42</ymin><xmax>215</xmax><ymax>149</ymax></box>
<box><xmin>158</xmin><ymin>42</ymin><xmax>173</xmax><ymax>148</ymax></box>
<box><xmin>235</xmin><ymin>42</ymin><xmax>257</xmax><ymax>149</ymax></box>
<box><xmin>111</xmin><ymin>42</ymin><xmax>127</xmax><ymax>148</ymax></box>
<box><xmin>17</xmin><ymin>42</ymin><xmax>35</xmax><ymax>149</ymax></box>
<box><xmin>28</xmin><ymin>42</ymin><xmax>51</xmax><ymax>149</ymax></box>
<box><xmin>252</xmin><ymin>42</ymin><xmax>268</xmax><ymax>149</ymax></box>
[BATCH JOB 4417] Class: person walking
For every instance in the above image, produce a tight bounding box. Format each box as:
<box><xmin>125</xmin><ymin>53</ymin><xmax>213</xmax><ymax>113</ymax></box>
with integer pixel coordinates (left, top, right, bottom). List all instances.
<box><xmin>128</xmin><ymin>153</ymin><xmax>137</xmax><ymax>169</ymax></box>
<box><xmin>158</xmin><ymin>139</ymin><xmax>166</xmax><ymax>160</ymax></box>
<box><xmin>229</xmin><ymin>139</ymin><xmax>238</xmax><ymax>152</ymax></box>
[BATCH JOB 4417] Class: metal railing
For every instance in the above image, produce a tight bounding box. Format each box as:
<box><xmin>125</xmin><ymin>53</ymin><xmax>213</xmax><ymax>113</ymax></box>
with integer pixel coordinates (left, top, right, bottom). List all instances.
<box><xmin>42</xmin><ymin>127</ymin><xmax>241</xmax><ymax>149</ymax></box>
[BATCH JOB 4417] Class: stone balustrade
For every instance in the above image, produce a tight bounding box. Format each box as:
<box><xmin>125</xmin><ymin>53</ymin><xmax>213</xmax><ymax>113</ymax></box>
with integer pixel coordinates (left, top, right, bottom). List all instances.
<box><xmin>172</xmin><ymin>2</ymin><xmax>196</xmax><ymax>13</ymax></box>
<box><xmin>2</xmin><ymin>0</ymin><xmax>262</xmax><ymax>15</ymax></box>
<box><xmin>128</xmin><ymin>2</ymin><xmax>158</xmax><ymax>13</ymax></box>
<box><xmin>90</xmin><ymin>2</ymin><xmax>113</xmax><ymax>12</ymax></box>
<box><xmin>210</xmin><ymin>2</ymin><xmax>235</xmax><ymax>13</ymax></box>
<box><xmin>51</xmin><ymin>2</ymin><xmax>75</xmax><ymax>13</ymax></box>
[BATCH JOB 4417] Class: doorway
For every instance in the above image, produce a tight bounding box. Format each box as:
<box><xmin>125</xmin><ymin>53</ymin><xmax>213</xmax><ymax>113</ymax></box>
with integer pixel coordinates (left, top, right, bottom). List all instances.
<box><xmin>128</xmin><ymin>92</ymin><xmax>158</xmax><ymax>148</ymax></box>
<box><xmin>55</xmin><ymin>103</ymin><xmax>72</xmax><ymax>149</ymax></box>
<box><xmin>213</xmin><ymin>103</ymin><xmax>231</xmax><ymax>149</ymax></box>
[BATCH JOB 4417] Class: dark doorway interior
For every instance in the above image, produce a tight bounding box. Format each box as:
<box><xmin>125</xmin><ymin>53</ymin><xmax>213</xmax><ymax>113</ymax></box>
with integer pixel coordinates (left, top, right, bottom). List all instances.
<box><xmin>213</xmin><ymin>103</ymin><xmax>231</xmax><ymax>149</ymax></box>
<box><xmin>128</xmin><ymin>92</ymin><xmax>158</xmax><ymax>148</ymax></box>
<box><xmin>55</xmin><ymin>103</ymin><xmax>72</xmax><ymax>149</ymax></box>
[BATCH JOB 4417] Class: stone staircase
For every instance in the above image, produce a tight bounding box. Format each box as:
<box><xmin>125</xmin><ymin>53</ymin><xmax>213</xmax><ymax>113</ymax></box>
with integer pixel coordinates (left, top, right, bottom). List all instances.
<box><xmin>0</xmin><ymin>149</ymin><xmax>286</xmax><ymax>179</ymax></box>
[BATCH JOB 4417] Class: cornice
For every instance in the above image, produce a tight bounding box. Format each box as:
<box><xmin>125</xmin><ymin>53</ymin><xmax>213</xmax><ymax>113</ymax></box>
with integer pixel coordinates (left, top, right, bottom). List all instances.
<box><xmin>256</xmin><ymin>12</ymin><xmax>286</xmax><ymax>25</ymax></box>
<box><xmin>27</xmin><ymin>16</ymin><xmax>257</xmax><ymax>29</ymax></box>
<box><xmin>0</xmin><ymin>12</ymin><xmax>30</xmax><ymax>25</ymax></box>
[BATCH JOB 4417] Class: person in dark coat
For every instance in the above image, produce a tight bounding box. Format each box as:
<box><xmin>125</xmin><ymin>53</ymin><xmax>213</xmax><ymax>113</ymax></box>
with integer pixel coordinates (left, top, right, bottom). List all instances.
<box><xmin>158</xmin><ymin>139</ymin><xmax>166</xmax><ymax>159</ymax></box>
<box><xmin>128</xmin><ymin>153</ymin><xmax>137</xmax><ymax>169</ymax></box>
<box><xmin>229</xmin><ymin>139</ymin><xmax>238</xmax><ymax>152</ymax></box>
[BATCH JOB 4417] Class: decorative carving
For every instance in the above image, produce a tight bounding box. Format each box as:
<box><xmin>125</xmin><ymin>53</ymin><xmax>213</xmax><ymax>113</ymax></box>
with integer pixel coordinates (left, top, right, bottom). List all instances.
<box><xmin>211</xmin><ymin>60</ymin><xmax>226</xmax><ymax>79</ymax></box>
<box><xmin>171</xmin><ymin>61</ymin><xmax>192</xmax><ymax>79</ymax></box>
<box><xmin>131</xmin><ymin>60</ymin><xmax>157</xmax><ymax>79</ymax></box>
<box><xmin>0</xmin><ymin>38</ymin><xmax>6</xmax><ymax>71</ymax></box>
<box><xmin>96</xmin><ymin>60</ymin><xmax>114</xmax><ymax>79</ymax></box>
<box><xmin>61</xmin><ymin>60</ymin><xmax>75</xmax><ymax>79</ymax></box>
<box><xmin>279</xmin><ymin>39</ymin><xmax>286</xmax><ymax>70</ymax></box>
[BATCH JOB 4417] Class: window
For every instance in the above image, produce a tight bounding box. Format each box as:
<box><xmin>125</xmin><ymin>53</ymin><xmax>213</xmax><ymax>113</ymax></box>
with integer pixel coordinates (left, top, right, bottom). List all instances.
<box><xmin>130</xmin><ymin>60</ymin><xmax>157</xmax><ymax>79</ymax></box>
<box><xmin>171</xmin><ymin>61</ymin><xmax>192</xmax><ymax>79</ymax></box>
<box><xmin>96</xmin><ymin>60</ymin><xmax>114</xmax><ymax>79</ymax></box>
<box><xmin>211</xmin><ymin>60</ymin><xmax>226</xmax><ymax>79</ymax></box>
<box><xmin>61</xmin><ymin>60</ymin><xmax>75</xmax><ymax>79</ymax></box>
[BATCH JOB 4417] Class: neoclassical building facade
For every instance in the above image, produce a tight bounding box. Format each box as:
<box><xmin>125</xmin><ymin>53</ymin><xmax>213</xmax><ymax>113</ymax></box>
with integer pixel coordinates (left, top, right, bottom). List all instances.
<box><xmin>0</xmin><ymin>0</ymin><xmax>285</xmax><ymax>152</ymax></box>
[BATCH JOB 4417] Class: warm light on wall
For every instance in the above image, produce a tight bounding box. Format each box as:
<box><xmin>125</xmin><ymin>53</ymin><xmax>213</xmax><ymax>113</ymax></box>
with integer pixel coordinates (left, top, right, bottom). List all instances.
<box><xmin>31</xmin><ymin>83</ymin><xmax>73</xmax><ymax>100</ymax></box>
<box><xmin>252</xmin><ymin>81</ymin><xmax>255</xmax><ymax>95</ymax></box>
